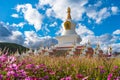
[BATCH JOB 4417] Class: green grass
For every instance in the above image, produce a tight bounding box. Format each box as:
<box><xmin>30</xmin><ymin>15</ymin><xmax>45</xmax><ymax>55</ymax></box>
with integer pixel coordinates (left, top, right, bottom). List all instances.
<box><xmin>20</xmin><ymin>55</ymin><xmax>120</xmax><ymax>80</ymax></box>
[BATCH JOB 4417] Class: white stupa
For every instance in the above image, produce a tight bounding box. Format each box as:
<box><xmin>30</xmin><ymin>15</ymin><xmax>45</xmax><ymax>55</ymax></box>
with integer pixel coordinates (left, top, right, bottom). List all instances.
<box><xmin>56</xmin><ymin>7</ymin><xmax>82</xmax><ymax>48</ymax></box>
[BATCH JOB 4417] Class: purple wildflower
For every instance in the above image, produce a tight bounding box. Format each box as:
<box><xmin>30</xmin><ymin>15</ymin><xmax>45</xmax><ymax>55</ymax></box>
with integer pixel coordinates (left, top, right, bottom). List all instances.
<box><xmin>0</xmin><ymin>74</ymin><xmax>3</xmax><ymax>80</ymax></box>
<box><xmin>25</xmin><ymin>64</ymin><xmax>34</xmax><ymax>69</ymax></box>
<box><xmin>7</xmin><ymin>71</ymin><xmax>15</xmax><ymax>77</ymax></box>
<box><xmin>100</xmin><ymin>69</ymin><xmax>106</xmax><ymax>74</ymax></box>
<box><xmin>25</xmin><ymin>77</ymin><xmax>32</xmax><ymax>80</ymax></box>
<box><xmin>35</xmin><ymin>65</ymin><xmax>40</xmax><ymax>69</ymax></box>
<box><xmin>43</xmin><ymin>75</ymin><xmax>49</xmax><ymax>80</ymax></box>
<box><xmin>114</xmin><ymin>77</ymin><xmax>120</xmax><ymax>80</ymax></box>
<box><xmin>17</xmin><ymin>69</ymin><xmax>27</xmax><ymax>77</ymax></box>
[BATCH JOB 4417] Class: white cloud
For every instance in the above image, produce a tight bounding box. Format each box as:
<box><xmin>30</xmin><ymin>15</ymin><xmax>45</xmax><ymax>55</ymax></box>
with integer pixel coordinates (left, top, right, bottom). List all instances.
<box><xmin>76</xmin><ymin>24</ymin><xmax>94</xmax><ymax>36</ymax></box>
<box><xmin>9</xmin><ymin>31</ymin><xmax>24</xmax><ymax>44</ymax></box>
<box><xmin>0</xmin><ymin>24</ymin><xmax>12</xmax><ymax>37</ymax></box>
<box><xmin>0</xmin><ymin>22</ymin><xmax>24</xmax><ymax>45</ymax></box>
<box><xmin>16</xmin><ymin>4</ymin><xmax>43</xmax><ymax>31</ymax></box>
<box><xmin>37</xmin><ymin>0</ymin><xmax>119</xmax><ymax>24</ymax></box>
<box><xmin>94</xmin><ymin>1</ymin><xmax>102</xmax><ymax>7</ymax></box>
<box><xmin>76</xmin><ymin>24</ymin><xmax>96</xmax><ymax>45</ymax></box>
<box><xmin>11</xmin><ymin>22</ymin><xmax>26</xmax><ymax>28</ymax></box>
<box><xmin>86</xmin><ymin>1</ymin><xmax>119</xmax><ymax>24</ymax></box>
<box><xmin>0</xmin><ymin>22</ymin><xmax>57</xmax><ymax>49</ymax></box>
<box><xmin>113</xmin><ymin>29</ymin><xmax>120</xmax><ymax>35</ymax></box>
<box><xmin>55</xmin><ymin>27</ymin><xmax>63</xmax><ymax>36</ymax></box>
<box><xmin>37</xmin><ymin>0</ymin><xmax>88</xmax><ymax>21</ymax></box>
<box><xmin>112</xmin><ymin>43</ymin><xmax>120</xmax><ymax>52</ymax></box>
<box><xmin>46</xmin><ymin>8</ymin><xmax>55</xmax><ymax>17</ymax></box>
<box><xmin>97</xmin><ymin>8</ymin><xmax>111</xmax><ymax>23</ymax></box>
<box><xmin>86</xmin><ymin>7</ymin><xmax>111</xmax><ymax>24</ymax></box>
<box><xmin>11</xmin><ymin>14</ymin><xmax>19</xmax><ymax>18</ymax></box>
<box><xmin>75</xmin><ymin>23</ymin><xmax>119</xmax><ymax>52</ymax></box>
<box><xmin>50</xmin><ymin>22</ymin><xmax>57</xmax><ymax>27</ymax></box>
<box><xmin>24</xmin><ymin>31</ymin><xmax>41</xmax><ymax>48</ymax></box>
<box><xmin>111</xmin><ymin>6</ymin><xmax>119</xmax><ymax>15</ymax></box>
<box><xmin>24</xmin><ymin>31</ymin><xmax>57</xmax><ymax>49</ymax></box>
<box><xmin>44</xmin><ymin>24</ymin><xmax>50</xmax><ymax>32</ymax></box>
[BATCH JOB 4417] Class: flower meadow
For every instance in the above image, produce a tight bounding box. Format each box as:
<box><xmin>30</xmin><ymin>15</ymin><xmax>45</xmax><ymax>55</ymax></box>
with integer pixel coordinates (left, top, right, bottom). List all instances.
<box><xmin>0</xmin><ymin>54</ymin><xmax>120</xmax><ymax>80</ymax></box>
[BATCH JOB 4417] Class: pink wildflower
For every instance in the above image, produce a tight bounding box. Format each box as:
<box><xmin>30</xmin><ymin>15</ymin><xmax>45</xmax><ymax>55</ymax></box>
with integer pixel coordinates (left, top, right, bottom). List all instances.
<box><xmin>60</xmin><ymin>78</ymin><xmax>65</xmax><ymax>80</ymax></box>
<box><xmin>8</xmin><ymin>56</ymin><xmax>16</xmax><ymax>63</ymax></box>
<box><xmin>9</xmin><ymin>63</ymin><xmax>18</xmax><ymax>70</ymax></box>
<box><xmin>7</xmin><ymin>71</ymin><xmax>15</xmax><ymax>77</ymax></box>
<box><xmin>114</xmin><ymin>66</ymin><xmax>119</xmax><ymax>69</ymax></box>
<box><xmin>49</xmin><ymin>71</ymin><xmax>56</xmax><ymax>75</ymax></box>
<box><xmin>107</xmin><ymin>73</ymin><xmax>113</xmax><ymax>80</ymax></box>
<box><xmin>76</xmin><ymin>74</ymin><xmax>84</xmax><ymax>79</ymax></box>
<box><xmin>0</xmin><ymin>55</ymin><xmax>7</xmax><ymax>62</ymax></box>
<box><xmin>66</xmin><ymin>76</ymin><xmax>72</xmax><ymax>80</ymax></box>
<box><xmin>60</xmin><ymin>76</ymin><xmax>72</xmax><ymax>80</ymax></box>
<box><xmin>98</xmin><ymin>66</ymin><xmax>104</xmax><ymax>69</ymax></box>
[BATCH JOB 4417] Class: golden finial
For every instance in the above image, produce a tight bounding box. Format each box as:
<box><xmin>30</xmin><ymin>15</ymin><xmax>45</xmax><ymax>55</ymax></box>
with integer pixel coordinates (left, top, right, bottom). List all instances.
<box><xmin>67</xmin><ymin>7</ymin><xmax>71</xmax><ymax>19</ymax></box>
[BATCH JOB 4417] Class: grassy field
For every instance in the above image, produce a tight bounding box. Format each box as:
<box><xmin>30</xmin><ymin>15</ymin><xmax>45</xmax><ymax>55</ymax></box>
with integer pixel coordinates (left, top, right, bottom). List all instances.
<box><xmin>0</xmin><ymin>54</ymin><xmax>120</xmax><ymax>80</ymax></box>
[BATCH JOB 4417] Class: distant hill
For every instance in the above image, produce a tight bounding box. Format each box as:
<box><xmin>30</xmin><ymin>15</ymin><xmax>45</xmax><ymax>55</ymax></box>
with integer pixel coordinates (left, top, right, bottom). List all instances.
<box><xmin>0</xmin><ymin>42</ymin><xmax>29</xmax><ymax>54</ymax></box>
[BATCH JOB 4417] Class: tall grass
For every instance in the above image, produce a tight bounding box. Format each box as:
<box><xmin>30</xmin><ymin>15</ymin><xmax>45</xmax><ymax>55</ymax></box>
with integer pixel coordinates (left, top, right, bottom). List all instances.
<box><xmin>21</xmin><ymin>55</ymin><xmax>120</xmax><ymax>80</ymax></box>
<box><xmin>0</xmin><ymin>54</ymin><xmax>120</xmax><ymax>80</ymax></box>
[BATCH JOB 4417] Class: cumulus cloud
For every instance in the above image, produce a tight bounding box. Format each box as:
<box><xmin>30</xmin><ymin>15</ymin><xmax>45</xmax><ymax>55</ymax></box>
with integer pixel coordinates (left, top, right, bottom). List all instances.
<box><xmin>98</xmin><ymin>34</ymin><xmax>117</xmax><ymax>45</ymax></box>
<box><xmin>0</xmin><ymin>24</ymin><xmax>12</xmax><ymax>37</ymax></box>
<box><xmin>111</xmin><ymin>6</ymin><xmax>119</xmax><ymax>15</ymax></box>
<box><xmin>76</xmin><ymin>24</ymin><xmax>94</xmax><ymax>36</ymax></box>
<box><xmin>113</xmin><ymin>29</ymin><xmax>120</xmax><ymax>35</ymax></box>
<box><xmin>9</xmin><ymin>31</ymin><xmax>24</xmax><ymax>44</ymax></box>
<box><xmin>0</xmin><ymin>22</ymin><xmax>58</xmax><ymax>49</ymax></box>
<box><xmin>86</xmin><ymin>7</ymin><xmax>111</xmax><ymax>24</ymax></box>
<box><xmin>11</xmin><ymin>14</ymin><xmax>19</xmax><ymax>18</ymax></box>
<box><xmin>1</xmin><ymin>0</ymin><xmax>119</xmax><ymax>51</ymax></box>
<box><xmin>24</xmin><ymin>31</ymin><xmax>42</xmax><ymax>48</ymax></box>
<box><xmin>112</xmin><ymin>43</ymin><xmax>120</xmax><ymax>52</ymax></box>
<box><xmin>0</xmin><ymin>22</ymin><xmax>24</xmax><ymax>45</ymax></box>
<box><xmin>16</xmin><ymin>4</ymin><xmax>43</xmax><ymax>31</ymax></box>
<box><xmin>86</xmin><ymin>1</ymin><xmax>119</xmax><ymax>24</ymax></box>
<box><xmin>37</xmin><ymin>0</ymin><xmax>88</xmax><ymax>21</ymax></box>
<box><xmin>46</xmin><ymin>8</ymin><xmax>55</xmax><ymax>17</ymax></box>
<box><xmin>24</xmin><ymin>31</ymin><xmax>57</xmax><ymax>49</ymax></box>
<box><xmin>76</xmin><ymin>24</ymin><xmax>96</xmax><ymax>45</ymax></box>
<box><xmin>93</xmin><ymin>1</ymin><xmax>102</xmax><ymax>7</ymax></box>
<box><xmin>55</xmin><ymin>27</ymin><xmax>63</xmax><ymax>36</ymax></box>
<box><xmin>50</xmin><ymin>22</ymin><xmax>58</xmax><ymax>27</ymax></box>
<box><xmin>11</xmin><ymin>22</ymin><xmax>26</xmax><ymax>28</ymax></box>
<box><xmin>36</xmin><ymin>0</ymin><xmax>119</xmax><ymax>24</ymax></box>
<box><xmin>75</xmin><ymin>24</ymin><xmax>120</xmax><ymax>52</ymax></box>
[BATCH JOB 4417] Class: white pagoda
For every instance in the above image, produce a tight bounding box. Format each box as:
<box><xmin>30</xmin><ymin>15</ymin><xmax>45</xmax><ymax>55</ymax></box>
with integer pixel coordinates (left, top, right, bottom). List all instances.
<box><xmin>56</xmin><ymin>7</ymin><xmax>82</xmax><ymax>48</ymax></box>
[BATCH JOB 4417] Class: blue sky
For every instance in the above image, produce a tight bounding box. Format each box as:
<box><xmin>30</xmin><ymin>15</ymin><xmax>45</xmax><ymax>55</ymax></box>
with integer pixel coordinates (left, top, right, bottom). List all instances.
<box><xmin>0</xmin><ymin>0</ymin><xmax>120</xmax><ymax>51</ymax></box>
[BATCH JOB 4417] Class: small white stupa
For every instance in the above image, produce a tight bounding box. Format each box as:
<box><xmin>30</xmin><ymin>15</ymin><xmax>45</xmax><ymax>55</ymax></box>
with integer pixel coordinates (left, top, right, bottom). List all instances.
<box><xmin>56</xmin><ymin>7</ymin><xmax>82</xmax><ymax>48</ymax></box>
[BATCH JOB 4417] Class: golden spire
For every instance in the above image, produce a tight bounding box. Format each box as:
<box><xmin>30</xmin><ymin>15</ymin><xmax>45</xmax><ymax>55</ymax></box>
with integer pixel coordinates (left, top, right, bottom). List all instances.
<box><xmin>67</xmin><ymin>7</ymin><xmax>71</xmax><ymax>19</ymax></box>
